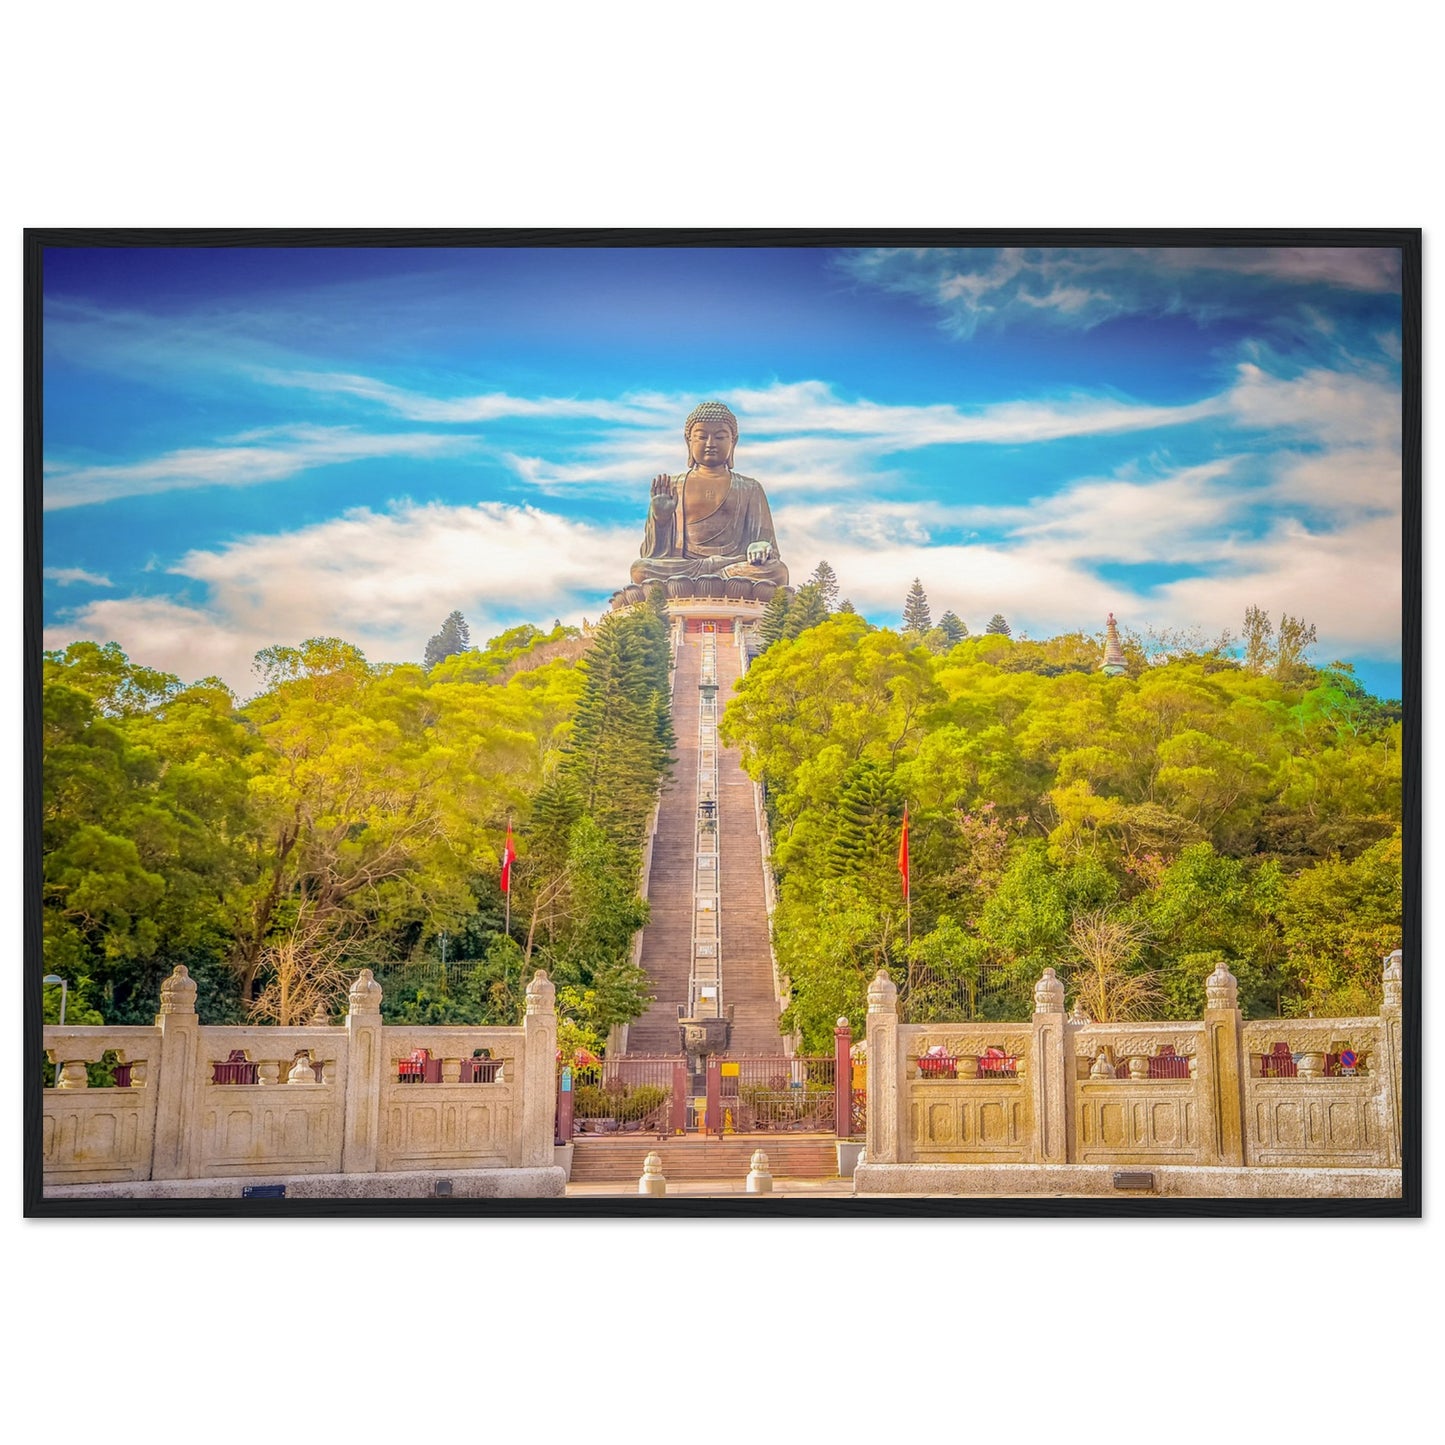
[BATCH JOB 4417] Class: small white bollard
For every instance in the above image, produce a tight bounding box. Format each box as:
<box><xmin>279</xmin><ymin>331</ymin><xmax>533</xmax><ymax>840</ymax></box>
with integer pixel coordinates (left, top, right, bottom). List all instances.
<box><xmin>746</xmin><ymin>1149</ymin><xmax>773</xmax><ymax>1193</ymax></box>
<box><xmin>639</xmin><ymin>1151</ymin><xmax>667</xmax><ymax>1196</ymax></box>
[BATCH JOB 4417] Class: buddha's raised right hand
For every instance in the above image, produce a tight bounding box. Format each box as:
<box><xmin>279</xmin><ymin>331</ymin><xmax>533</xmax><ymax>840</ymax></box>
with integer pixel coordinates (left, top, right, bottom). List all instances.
<box><xmin>650</xmin><ymin>473</ymin><xmax>677</xmax><ymax>514</ymax></box>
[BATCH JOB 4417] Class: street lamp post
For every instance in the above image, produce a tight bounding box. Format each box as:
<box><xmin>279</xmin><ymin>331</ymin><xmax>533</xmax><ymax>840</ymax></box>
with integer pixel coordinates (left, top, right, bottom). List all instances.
<box><xmin>43</xmin><ymin>974</ymin><xmax>68</xmax><ymax>1026</ymax></box>
<box><xmin>43</xmin><ymin>975</ymin><xmax>68</xmax><ymax>1088</ymax></box>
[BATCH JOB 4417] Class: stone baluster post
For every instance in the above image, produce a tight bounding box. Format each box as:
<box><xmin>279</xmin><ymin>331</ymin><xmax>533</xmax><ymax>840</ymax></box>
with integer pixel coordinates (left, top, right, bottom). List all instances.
<box><xmin>342</xmin><ymin>969</ymin><xmax>384</xmax><ymax>1174</ymax></box>
<box><xmin>1379</xmin><ymin>950</ymin><xmax>1403</xmax><ymax>1167</ymax></box>
<box><xmin>865</xmin><ymin>969</ymin><xmax>900</xmax><ymax>1164</ymax></box>
<box><xmin>1030</xmin><ymin>968</ymin><xmax>1068</xmax><ymax>1164</ymax></box>
<box><xmin>150</xmin><ymin>965</ymin><xmax>200</xmax><ymax>1181</ymax></box>
<box><xmin>1200</xmin><ymin>963</ymin><xmax>1245</xmax><ymax>1166</ymax></box>
<box><xmin>833</xmin><ymin>1017</ymin><xmax>853</xmax><ymax>1138</ymax></box>
<box><xmin>521</xmin><ymin>971</ymin><xmax>558</xmax><ymax>1167</ymax></box>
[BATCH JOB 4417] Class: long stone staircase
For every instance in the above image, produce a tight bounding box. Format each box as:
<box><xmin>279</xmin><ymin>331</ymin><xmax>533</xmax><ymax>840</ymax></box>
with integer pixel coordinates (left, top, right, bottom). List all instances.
<box><xmin>622</xmin><ymin>626</ymin><xmax>786</xmax><ymax>1057</ymax></box>
<box><xmin>623</xmin><ymin>636</ymin><xmax>703</xmax><ymax>1054</ymax></box>
<box><xmin>715</xmin><ymin>637</ymin><xmax>787</xmax><ymax>1055</ymax></box>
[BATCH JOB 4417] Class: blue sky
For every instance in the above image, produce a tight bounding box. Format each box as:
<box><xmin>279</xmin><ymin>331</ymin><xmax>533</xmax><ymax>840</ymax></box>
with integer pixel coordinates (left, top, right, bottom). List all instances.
<box><xmin>41</xmin><ymin>244</ymin><xmax>1404</xmax><ymax>698</ymax></box>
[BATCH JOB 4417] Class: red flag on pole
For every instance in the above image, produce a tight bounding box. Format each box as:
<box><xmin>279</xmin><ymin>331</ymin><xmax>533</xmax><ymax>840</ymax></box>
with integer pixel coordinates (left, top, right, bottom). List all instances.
<box><xmin>898</xmin><ymin>806</ymin><xmax>910</xmax><ymax>899</ymax></box>
<box><xmin>501</xmin><ymin>821</ymin><xmax>517</xmax><ymax>894</ymax></box>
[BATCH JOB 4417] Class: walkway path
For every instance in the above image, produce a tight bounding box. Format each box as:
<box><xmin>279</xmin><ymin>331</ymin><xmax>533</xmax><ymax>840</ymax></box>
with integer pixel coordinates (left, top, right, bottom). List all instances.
<box><xmin>622</xmin><ymin>627</ymin><xmax>785</xmax><ymax>1057</ymax></box>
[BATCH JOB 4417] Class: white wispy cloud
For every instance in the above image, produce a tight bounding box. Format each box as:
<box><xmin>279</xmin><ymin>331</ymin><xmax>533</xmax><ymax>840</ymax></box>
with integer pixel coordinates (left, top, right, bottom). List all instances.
<box><xmin>838</xmin><ymin>247</ymin><xmax>1403</xmax><ymax>337</ymax></box>
<box><xmin>45</xmin><ymin>501</ymin><xmax>637</xmax><ymax>693</ymax></box>
<box><xmin>43</xmin><ymin>425</ymin><xmax>474</xmax><ymax>510</ymax></box>
<box><xmin>778</xmin><ymin>505</ymin><xmax>1400</xmax><ymax>665</ymax></box>
<box><xmin>260</xmin><ymin>371</ymin><xmax>1232</xmax><ymax>503</ymax></box>
<box><xmin>43</xmin><ymin>566</ymin><xmax>113</xmax><ymax>587</ymax></box>
<box><xmin>253</xmin><ymin>369</ymin><xmax>671</xmax><ymax>426</ymax></box>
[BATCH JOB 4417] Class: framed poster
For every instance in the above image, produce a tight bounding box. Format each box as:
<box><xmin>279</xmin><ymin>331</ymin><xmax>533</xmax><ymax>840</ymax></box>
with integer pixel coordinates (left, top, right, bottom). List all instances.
<box><xmin>24</xmin><ymin>229</ymin><xmax>1420</xmax><ymax>1217</ymax></box>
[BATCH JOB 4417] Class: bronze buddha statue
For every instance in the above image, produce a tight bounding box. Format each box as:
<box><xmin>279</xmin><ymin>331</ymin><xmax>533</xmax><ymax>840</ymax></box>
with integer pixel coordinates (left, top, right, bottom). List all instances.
<box><xmin>629</xmin><ymin>401</ymin><xmax>789</xmax><ymax>591</ymax></box>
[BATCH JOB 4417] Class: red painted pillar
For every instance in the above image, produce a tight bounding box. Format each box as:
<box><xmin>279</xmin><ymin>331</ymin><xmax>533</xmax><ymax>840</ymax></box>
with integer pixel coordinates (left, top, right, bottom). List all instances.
<box><xmin>705</xmin><ymin>1057</ymin><xmax>722</xmax><ymax>1134</ymax></box>
<box><xmin>555</xmin><ymin>1066</ymin><xmax>574</xmax><ymax>1144</ymax></box>
<box><xmin>834</xmin><ymin>1019</ymin><xmax>853</xmax><ymax>1137</ymax></box>
<box><xmin>671</xmin><ymin>1061</ymin><xmax>688</xmax><ymax>1134</ymax></box>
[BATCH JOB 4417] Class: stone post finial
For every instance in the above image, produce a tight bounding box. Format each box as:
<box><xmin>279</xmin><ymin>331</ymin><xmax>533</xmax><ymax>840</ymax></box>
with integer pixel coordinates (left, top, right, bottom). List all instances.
<box><xmin>311</xmin><ymin>1000</ymin><xmax>331</xmax><ymax>1026</ymax></box>
<box><xmin>639</xmin><ymin>1151</ymin><xmax>667</xmax><ymax>1196</ymax></box>
<box><xmin>1069</xmin><ymin>998</ymin><xmax>1092</xmax><ymax>1025</ymax></box>
<box><xmin>1033</xmin><ymin>968</ymin><xmax>1065</xmax><ymax>1016</ymax></box>
<box><xmin>747</xmin><ymin>1149</ymin><xmax>773</xmax><ymax>1193</ymax></box>
<box><xmin>526</xmin><ymin>969</ymin><xmax>556</xmax><ymax>1016</ymax></box>
<box><xmin>348</xmin><ymin>968</ymin><xmax>383</xmax><ymax>1016</ymax></box>
<box><xmin>867</xmin><ymin>968</ymin><xmax>898</xmax><ymax>1015</ymax></box>
<box><xmin>158</xmin><ymin>964</ymin><xmax>198</xmax><ymax>1015</ymax></box>
<box><xmin>1383</xmin><ymin>950</ymin><xmax>1403</xmax><ymax>1009</ymax></box>
<box><xmin>1205</xmin><ymin>962</ymin><xmax>1239</xmax><ymax>1010</ymax></box>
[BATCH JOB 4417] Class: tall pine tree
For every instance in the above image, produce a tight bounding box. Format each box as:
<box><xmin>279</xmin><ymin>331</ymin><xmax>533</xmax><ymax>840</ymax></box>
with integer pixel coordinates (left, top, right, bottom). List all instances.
<box><xmin>783</xmin><ymin>581</ymin><xmax>828</xmax><ymax>639</ymax></box>
<box><xmin>823</xmin><ymin>761</ymin><xmax>904</xmax><ymax>886</ymax></box>
<box><xmin>938</xmin><ymin>611</ymin><xmax>967</xmax><ymax>645</ymax></box>
<box><xmin>424</xmin><ymin>610</ymin><xmax>471</xmax><ymax>668</ymax></box>
<box><xmin>759</xmin><ymin>588</ymin><xmax>792</xmax><ymax>648</ymax></box>
<box><xmin>902</xmin><ymin>579</ymin><xmax>932</xmax><ymax>635</ymax></box>
<box><xmin>808</xmin><ymin>560</ymin><xmax>840</xmax><ymax>613</ymax></box>
<box><xmin>985</xmin><ymin>613</ymin><xmax>1012</xmax><ymax>636</ymax></box>
<box><xmin>560</xmin><ymin>610</ymin><xmax>674</xmax><ymax>853</ymax></box>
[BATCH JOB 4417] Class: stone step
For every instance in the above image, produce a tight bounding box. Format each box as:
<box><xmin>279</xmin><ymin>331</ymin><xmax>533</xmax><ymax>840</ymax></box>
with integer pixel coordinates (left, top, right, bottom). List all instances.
<box><xmin>568</xmin><ymin>1134</ymin><xmax>839</xmax><ymax>1183</ymax></box>
<box><xmin>623</xmin><ymin>631</ymin><xmax>784</xmax><ymax>1058</ymax></box>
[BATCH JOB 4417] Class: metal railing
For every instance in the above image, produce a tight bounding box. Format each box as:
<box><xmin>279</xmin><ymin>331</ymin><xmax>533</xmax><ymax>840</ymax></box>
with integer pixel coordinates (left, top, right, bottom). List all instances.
<box><xmin>567</xmin><ymin>1056</ymin><xmax>681</xmax><ymax>1135</ymax></box>
<box><xmin>719</xmin><ymin>1055</ymin><xmax>836</xmax><ymax>1132</ymax></box>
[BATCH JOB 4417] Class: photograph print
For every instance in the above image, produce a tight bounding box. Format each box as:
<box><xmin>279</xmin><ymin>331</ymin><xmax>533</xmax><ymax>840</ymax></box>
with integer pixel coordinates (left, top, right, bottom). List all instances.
<box><xmin>27</xmin><ymin>232</ymin><xmax>1419</xmax><ymax>1214</ymax></box>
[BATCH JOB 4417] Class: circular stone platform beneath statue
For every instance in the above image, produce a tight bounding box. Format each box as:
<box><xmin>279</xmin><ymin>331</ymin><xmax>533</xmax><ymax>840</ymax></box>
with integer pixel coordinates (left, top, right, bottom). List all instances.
<box><xmin>608</xmin><ymin>577</ymin><xmax>785</xmax><ymax>611</ymax></box>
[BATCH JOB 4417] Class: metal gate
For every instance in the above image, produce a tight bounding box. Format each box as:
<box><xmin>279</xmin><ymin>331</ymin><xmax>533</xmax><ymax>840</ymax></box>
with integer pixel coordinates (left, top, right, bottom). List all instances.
<box><xmin>557</xmin><ymin>1047</ymin><xmax>864</xmax><ymax>1140</ymax></box>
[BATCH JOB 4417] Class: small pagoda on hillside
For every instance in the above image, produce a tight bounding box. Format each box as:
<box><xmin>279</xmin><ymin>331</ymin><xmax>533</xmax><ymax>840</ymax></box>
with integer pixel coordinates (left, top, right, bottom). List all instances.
<box><xmin>1100</xmin><ymin>612</ymin><xmax>1128</xmax><ymax>676</ymax></box>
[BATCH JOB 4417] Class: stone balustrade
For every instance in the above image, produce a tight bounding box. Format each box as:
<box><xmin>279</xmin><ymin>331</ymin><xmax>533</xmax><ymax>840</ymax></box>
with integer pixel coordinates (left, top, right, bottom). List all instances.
<box><xmin>861</xmin><ymin>956</ymin><xmax>1404</xmax><ymax>1194</ymax></box>
<box><xmin>43</xmin><ymin>965</ymin><xmax>559</xmax><ymax>1191</ymax></box>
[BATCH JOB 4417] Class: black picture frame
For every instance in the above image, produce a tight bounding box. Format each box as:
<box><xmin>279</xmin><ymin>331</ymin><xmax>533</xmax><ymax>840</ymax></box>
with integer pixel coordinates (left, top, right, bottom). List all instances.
<box><xmin>23</xmin><ymin>227</ymin><xmax>1421</xmax><ymax>1219</ymax></box>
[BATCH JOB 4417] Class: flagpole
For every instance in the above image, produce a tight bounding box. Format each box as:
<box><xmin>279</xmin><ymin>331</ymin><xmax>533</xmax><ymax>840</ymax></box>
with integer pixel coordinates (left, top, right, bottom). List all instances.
<box><xmin>504</xmin><ymin>813</ymin><xmax>513</xmax><ymax>938</ymax></box>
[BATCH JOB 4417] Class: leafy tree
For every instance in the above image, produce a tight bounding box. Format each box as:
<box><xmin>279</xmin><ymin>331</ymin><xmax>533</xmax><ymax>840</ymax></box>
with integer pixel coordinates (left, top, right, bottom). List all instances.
<box><xmin>1242</xmin><ymin>604</ymin><xmax>1274</xmax><ymax>674</ymax></box>
<box><xmin>985</xmin><ymin>613</ymin><xmax>1012</xmax><ymax>636</ymax></box>
<box><xmin>423</xmin><ymin>610</ymin><xmax>472</xmax><ymax>669</ymax></box>
<box><xmin>1277</xmin><ymin>833</ymin><xmax>1402</xmax><ymax>1014</ymax></box>
<box><xmin>902</xmin><ymin>579</ymin><xmax>932</xmax><ymax>635</ymax></box>
<box><xmin>1275</xmin><ymin>612</ymin><xmax>1318</xmax><ymax>684</ymax></box>
<box><xmin>903</xmin><ymin>916</ymin><xmax>988</xmax><ymax>1020</ymax></box>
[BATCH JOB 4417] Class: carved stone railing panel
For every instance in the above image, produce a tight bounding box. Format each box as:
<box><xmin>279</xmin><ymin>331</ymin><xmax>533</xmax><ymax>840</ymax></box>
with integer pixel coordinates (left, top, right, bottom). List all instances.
<box><xmin>1074</xmin><ymin>1081</ymin><xmax>1202</xmax><ymax>1164</ymax></box>
<box><xmin>908</xmin><ymin>1082</ymin><xmax>1033</xmax><ymax>1162</ymax></box>
<box><xmin>43</xmin><ymin>970</ymin><xmax>559</xmax><ymax>1188</ymax></box>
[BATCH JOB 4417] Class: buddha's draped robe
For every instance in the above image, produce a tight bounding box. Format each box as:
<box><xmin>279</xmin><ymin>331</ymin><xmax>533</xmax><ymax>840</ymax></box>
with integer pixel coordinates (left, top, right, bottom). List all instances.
<box><xmin>630</xmin><ymin>471</ymin><xmax>790</xmax><ymax>586</ymax></box>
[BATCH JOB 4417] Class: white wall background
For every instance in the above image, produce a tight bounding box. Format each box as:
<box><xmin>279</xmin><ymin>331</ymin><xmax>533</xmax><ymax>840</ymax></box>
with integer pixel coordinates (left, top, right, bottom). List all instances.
<box><xmin>4</xmin><ymin>6</ymin><xmax>1435</xmax><ymax>1440</ymax></box>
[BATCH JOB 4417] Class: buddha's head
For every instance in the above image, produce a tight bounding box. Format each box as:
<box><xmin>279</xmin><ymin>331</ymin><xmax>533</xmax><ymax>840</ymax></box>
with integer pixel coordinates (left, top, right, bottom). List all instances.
<box><xmin>684</xmin><ymin>400</ymin><xmax>738</xmax><ymax>470</ymax></box>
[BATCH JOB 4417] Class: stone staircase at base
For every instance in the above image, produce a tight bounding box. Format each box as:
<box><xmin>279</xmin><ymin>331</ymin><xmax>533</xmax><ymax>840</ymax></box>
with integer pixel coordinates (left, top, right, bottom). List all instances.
<box><xmin>568</xmin><ymin>1134</ymin><xmax>838</xmax><ymax>1184</ymax></box>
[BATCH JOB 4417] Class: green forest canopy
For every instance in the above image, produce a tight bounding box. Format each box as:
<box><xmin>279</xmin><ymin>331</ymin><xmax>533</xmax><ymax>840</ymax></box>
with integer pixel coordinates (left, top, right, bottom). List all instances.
<box><xmin>41</xmin><ymin>597</ymin><xmax>1402</xmax><ymax>1057</ymax></box>
<box><xmin>719</xmin><ymin>612</ymin><xmax>1402</xmax><ymax>1048</ymax></box>
<box><xmin>40</xmin><ymin>606</ymin><xmax>671</xmax><ymax>1052</ymax></box>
